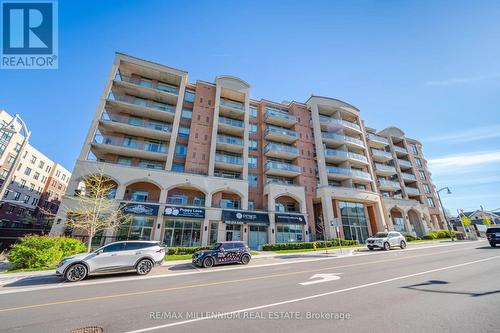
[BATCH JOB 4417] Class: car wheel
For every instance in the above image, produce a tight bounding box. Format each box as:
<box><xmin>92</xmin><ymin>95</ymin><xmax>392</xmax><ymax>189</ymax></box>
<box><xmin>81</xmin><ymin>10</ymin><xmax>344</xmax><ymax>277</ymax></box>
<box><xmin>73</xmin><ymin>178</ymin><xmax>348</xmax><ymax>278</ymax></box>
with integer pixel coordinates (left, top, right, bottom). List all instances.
<box><xmin>136</xmin><ymin>259</ymin><xmax>154</xmax><ymax>275</ymax></box>
<box><xmin>400</xmin><ymin>240</ymin><xmax>407</xmax><ymax>249</ymax></box>
<box><xmin>383</xmin><ymin>242</ymin><xmax>390</xmax><ymax>251</ymax></box>
<box><xmin>368</xmin><ymin>247</ymin><xmax>374</xmax><ymax>251</ymax></box>
<box><xmin>202</xmin><ymin>257</ymin><xmax>214</xmax><ymax>268</ymax></box>
<box><xmin>490</xmin><ymin>242</ymin><xmax>497</xmax><ymax>248</ymax></box>
<box><xmin>65</xmin><ymin>263</ymin><xmax>87</xmax><ymax>282</ymax></box>
<box><xmin>241</xmin><ymin>254</ymin><xmax>251</xmax><ymax>265</ymax></box>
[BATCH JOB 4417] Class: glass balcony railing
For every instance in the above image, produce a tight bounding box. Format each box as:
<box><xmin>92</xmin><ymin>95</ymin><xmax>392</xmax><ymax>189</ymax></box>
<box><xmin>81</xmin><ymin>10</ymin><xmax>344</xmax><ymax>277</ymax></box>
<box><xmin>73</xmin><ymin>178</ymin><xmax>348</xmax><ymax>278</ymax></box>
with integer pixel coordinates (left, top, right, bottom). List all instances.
<box><xmin>321</xmin><ymin>132</ymin><xmax>364</xmax><ymax>147</ymax></box>
<box><xmin>108</xmin><ymin>93</ymin><xmax>176</xmax><ymax>114</ymax></box>
<box><xmin>405</xmin><ymin>187</ymin><xmax>420</xmax><ymax>195</ymax></box>
<box><xmin>401</xmin><ymin>172</ymin><xmax>417</xmax><ymax>180</ymax></box>
<box><xmin>100</xmin><ymin>112</ymin><xmax>172</xmax><ymax>133</ymax></box>
<box><xmin>265</xmin><ymin>125</ymin><xmax>297</xmax><ymax>138</ymax></box>
<box><xmin>93</xmin><ymin>134</ymin><xmax>168</xmax><ymax>153</ymax></box>
<box><xmin>215</xmin><ymin>154</ymin><xmax>243</xmax><ymax>165</ymax></box>
<box><xmin>393</xmin><ymin>146</ymin><xmax>408</xmax><ymax>154</ymax></box>
<box><xmin>218</xmin><ymin>116</ymin><xmax>244</xmax><ymax>128</ymax></box>
<box><xmin>324</xmin><ymin>149</ymin><xmax>367</xmax><ymax>162</ymax></box>
<box><xmin>378</xmin><ymin>179</ymin><xmax>401</xmax><ymax>189</ymax></box>
<box><xmin>265</xmin><ymin>109</ymin><xmax>297</xmax><ymax>122</ymax></box>
<box><xmin>319</xmin><ymin>116</ymin><xmax>361</xmax><ymax>131</ymax></box>
<box><xmin>265</xmin><ymin>143</ymin><xmax>299</xmax><ymax>155</ymax></box>
<box><xmin>367</xmin><ymin>133</ymin><xmax>389</xmax><ymax>145</ymax></box>
<box><xmin>216</xmin><ymin>135</ymin><xmax>244</xmax><ymax>146</ymax></box>
<box><xmin>375</xmin><ymin>163</ymin><xmax>397</xmax><ymax>173</ymax></box>
<box><xmin>115</xmin><ymin>75</ymin><xmax>179</xmax><ymax>95</ymax></box>
<box><xmin>220</xmin><ymin>98</ymin><xmax>244</xmax><ymax>110</ymax></box>
<box><xmin>397</xmin><ymin>159</ymin><xmax>412</xmax><ymax>168</ymax></box>
<box><xmin>266</xmin><ymin>161</ymin><xmax>301</xmax><ymax>173</ymax></box>
<box><xmin>326</xmin><ymin>166</ymin><xmax>372</xmax><ymax>180</ymax></box>
<box><xmin>371</xmin><ymin>148</ymin><xmax>392</xmax><ymax>159</ymax></box>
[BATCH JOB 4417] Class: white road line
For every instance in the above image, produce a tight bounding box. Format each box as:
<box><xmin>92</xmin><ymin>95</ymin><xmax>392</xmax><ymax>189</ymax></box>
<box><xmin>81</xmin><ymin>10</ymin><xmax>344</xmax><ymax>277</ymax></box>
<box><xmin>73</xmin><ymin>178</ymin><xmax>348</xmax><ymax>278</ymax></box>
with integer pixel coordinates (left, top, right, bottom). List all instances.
<box><xmin>0</xmin><ymin>240</ymin><xmax>481</xmax><ymax>295</ymax></box>
<box><xmin>125</xmin><ymin>254</ymin><xmax>500</xmax><ymax>333</ymax></box>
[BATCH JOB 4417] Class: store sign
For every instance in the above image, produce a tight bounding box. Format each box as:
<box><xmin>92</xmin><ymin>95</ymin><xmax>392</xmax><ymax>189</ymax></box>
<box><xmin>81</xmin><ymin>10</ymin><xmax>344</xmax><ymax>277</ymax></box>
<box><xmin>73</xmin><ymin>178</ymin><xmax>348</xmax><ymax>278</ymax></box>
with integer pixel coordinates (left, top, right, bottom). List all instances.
<box><xmin>275</xmin><ymin>213</ymin><xmax>306</xmax><ymax>224</ymax></box>
<box><xmin>223</xmin><ymin>210</ymin><xmax>269</xmax><ymax>225</ymax></box>
<box><xmin>121</xmin><ymin>203</ymin><xmax>159</xmax><ymax>216</ymax></box>
<box><xmin>164</xmin><ymin>206</ymin><xmax>205</xmax><ymax>218</ymax></box>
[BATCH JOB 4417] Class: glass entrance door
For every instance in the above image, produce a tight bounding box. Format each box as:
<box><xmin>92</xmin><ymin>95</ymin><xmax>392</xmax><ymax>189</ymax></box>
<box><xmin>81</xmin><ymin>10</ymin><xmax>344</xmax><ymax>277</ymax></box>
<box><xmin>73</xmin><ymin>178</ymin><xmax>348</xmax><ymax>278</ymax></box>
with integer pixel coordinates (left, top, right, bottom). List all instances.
<box><xmin>249</xmin><ymin>225</ymin><xmax>268</xmax><ymax>250</ymax></box>
<box><xmin>225</xmin><ymin>224</ymin><xmax>241</xmax><ymax>241</ymax></box>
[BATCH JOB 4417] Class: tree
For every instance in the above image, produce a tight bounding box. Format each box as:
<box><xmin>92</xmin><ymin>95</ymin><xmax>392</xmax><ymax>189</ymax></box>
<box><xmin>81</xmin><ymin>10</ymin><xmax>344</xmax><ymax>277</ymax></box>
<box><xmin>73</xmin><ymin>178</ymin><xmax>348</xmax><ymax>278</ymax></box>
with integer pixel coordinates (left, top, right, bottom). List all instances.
<box><xmin>64</xmin><ymin>172</ymin><xmax>131</xmax><ymax>252</ymax></box>
<box><xmin>483</xmin><ymin>217</ymin><xmax>492</xmax><ymax>226</ymax></box>
<box><xmin>461</xmin><ymin>215</ymin><xmax>472</xmax><ymax>226</ymax></box>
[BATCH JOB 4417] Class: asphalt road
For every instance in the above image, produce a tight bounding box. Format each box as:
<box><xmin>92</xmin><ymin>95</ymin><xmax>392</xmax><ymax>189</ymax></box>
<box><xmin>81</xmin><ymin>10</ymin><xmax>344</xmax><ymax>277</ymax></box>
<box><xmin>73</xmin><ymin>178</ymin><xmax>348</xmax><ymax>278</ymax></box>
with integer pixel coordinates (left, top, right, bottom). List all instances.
<box><xmin>0</xmin><ymin>241</ymin><xmax>499</xmax><ymax>333</ymax></box>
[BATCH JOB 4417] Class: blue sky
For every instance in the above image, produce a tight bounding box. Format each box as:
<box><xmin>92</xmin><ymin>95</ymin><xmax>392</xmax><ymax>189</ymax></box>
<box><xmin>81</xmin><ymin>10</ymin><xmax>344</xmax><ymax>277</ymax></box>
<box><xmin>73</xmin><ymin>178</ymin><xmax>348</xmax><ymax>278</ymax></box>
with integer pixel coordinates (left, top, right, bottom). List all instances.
<box><xmin>1</xmin><ymin>0</ymin><xmax>499</xmax><ymax>214</ymax></box>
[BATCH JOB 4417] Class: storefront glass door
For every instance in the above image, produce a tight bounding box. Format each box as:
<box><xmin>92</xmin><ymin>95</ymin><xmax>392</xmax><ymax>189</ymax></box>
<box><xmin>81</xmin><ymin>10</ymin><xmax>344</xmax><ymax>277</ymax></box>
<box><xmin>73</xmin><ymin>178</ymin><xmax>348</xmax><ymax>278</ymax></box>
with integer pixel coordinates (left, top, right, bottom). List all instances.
<box><xmin>225</xmin><ymin>224</ymin><xmax>241</xmax><ymax>241</ymax></box>
<box><xmin>249</xmin><ymin>225</ymin><xmax>268</xmax><ymax>250</ymax></box>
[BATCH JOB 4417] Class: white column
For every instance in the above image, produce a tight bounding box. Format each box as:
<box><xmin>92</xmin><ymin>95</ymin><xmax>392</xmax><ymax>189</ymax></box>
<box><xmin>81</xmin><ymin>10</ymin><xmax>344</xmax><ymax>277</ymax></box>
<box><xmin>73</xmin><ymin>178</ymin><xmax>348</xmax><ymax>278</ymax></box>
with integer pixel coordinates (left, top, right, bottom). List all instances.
<box><xmin>321</xmin><ymin>195</ymin><xmax>337</xmax><ymax>239</ymax></box>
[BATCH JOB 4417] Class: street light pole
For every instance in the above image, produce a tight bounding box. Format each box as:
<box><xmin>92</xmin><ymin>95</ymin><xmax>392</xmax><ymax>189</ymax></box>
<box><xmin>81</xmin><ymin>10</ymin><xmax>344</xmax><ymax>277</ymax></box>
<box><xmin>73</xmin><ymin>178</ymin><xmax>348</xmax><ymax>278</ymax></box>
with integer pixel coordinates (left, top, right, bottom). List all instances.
<box><xmin>436</xmin><ymin>186</ymin><xmax>454</xmax><ymax>242</ymax></box>
<box><xmin>0</xmin><ymin>114</ymin><xmax>31</xmax><ymax>202</ymax></box>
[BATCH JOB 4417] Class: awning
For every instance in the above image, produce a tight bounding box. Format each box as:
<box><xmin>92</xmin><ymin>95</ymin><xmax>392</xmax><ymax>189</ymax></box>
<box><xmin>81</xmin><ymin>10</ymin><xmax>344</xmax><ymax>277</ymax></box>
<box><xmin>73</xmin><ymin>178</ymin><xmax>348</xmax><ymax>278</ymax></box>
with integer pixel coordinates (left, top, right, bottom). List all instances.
<box><xmin>222</xmin><ymin>210</ymin><xmax>270</xmax><ymax>226</ymax></box>
<box><xmin>275</xmin><ymin>213</ymin><xmax>306</xmax><ymax>224</ymax></box>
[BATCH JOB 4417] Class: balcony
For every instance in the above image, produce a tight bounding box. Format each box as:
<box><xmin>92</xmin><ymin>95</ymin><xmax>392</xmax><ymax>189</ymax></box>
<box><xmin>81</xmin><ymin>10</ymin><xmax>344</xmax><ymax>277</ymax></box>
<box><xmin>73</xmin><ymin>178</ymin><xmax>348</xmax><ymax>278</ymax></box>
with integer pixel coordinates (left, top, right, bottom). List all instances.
<box><xmin>216</xmin><ymin>135</ymin><xmax>244</xmax><ymax>153</ymax></box>
<box><xmin>113</xmin><ymin>75</ymin><xmax>179</xmax><ymax>106</ymax></box>
<box><xmin>367</xmin><ymin>133</ymin><xmax>389</xmax><ymax>148</ymax></box>
<box><xmin>265</xmin><ymin>108</ymin><xmax>297</xmax><ymax>127</ymax></box>
<box><xmin>397</xmin><ymin>159</ymin><xmax>413</xmax><ymax>169</ymax></box>
<box><xmin>218</xmin><ymin>116</ymin><xmax>244</xmax><ymax>136</ymax></box>
<box><xmin>326</xmin><ymin>166</ymin><xmax>372</xmax><ymax>182</ymax></box>
<box><xmin>264</xmin><ymin>143</ymin><xmax>299</xmax><ymax>160</ymax></box>
<box><xmin>265</xmin><ymin>125</ymin><xmax>298</xmax><ymax>144</ymax></box>
<box><xmin>405</xmin><ymin>186</ymin><xmax>421</xmax><ymax>196</ymax></box>
<box><xmin>92</xmin><ymin>134</ymin><xmax>168</xmax><ymax>161</ymax></box>
<box><xmin>219</xmin><ymin>98</ymin><xmax>245</xmax><ymax>119</ymax></box>
<box><xmin>371</xmin><ymin>148</ymin><xmax>392</xmax><ymax>162</ymax></box>
<box><xmin>393</xmin><ymin>145</ymin><xmax>408</xmax><ymax>156</ymax></box>
<box><xmin>374</xmin><ymin>163</ymin><xmax>397</xmax><ymax>176</ymax></box>
<box><xmin>319</xmin><ymin>116</ymin><xmax>362</xmax><ymax>134</ymax></box>
<box><xmin>99</xmin><ymin>113</ymin><xmax>172</xmax><ymax>141</ymax></box>
<box><xmin>401</xmin><ymin>172</ymin><xmax>417</xmax><ymax>181</ymax></box>
<box><xmin>324</xmin><ymin>149</ymin><xmax>368</xmax><ymax>165</ymax></box>
<box><xmin>321</xmin><ymin>132</ymin><xmax>365</xmax><ymax>149</ymax></box>
<box><xmin>214</xmin><ymin>154</ymin><xmax>244</xmax><ymax>172</ymax></box>
<box><xmin>378</xmin><ymin>179</ymin><xmax>401</xmax><ymax>191</ymax></box>
<box><xmin>265</xmin><ymin>161</ymin><xmax>301</xmax><ymax>177</ymax></box>
<box><xmin>106</xmin><ymin>93</ymin><xmax>176</xmax><ymax>122</ymax></box>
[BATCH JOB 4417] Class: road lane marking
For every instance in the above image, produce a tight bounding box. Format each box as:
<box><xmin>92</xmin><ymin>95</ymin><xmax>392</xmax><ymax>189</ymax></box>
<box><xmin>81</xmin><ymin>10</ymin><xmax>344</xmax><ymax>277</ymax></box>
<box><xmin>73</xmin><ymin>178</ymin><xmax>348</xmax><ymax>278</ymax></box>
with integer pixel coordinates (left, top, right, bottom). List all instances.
<box><xmin>0</xmin><ymin>245</ymin><xmax>487</xmax><ymax>312</ymax></box>
<box><xmin>0</xmin><ymin>240</ymin><xmax>481</xmax><ymax>295</ymax></box>
<box><xmin>125</xmin><ymin>255</ymin><xmax>500</xmax><ymax>332</ymax></box>
<box><xmin>299</xmin><ymin>273</ymin><xmax>342</xmax><ymax>285</ymax></box>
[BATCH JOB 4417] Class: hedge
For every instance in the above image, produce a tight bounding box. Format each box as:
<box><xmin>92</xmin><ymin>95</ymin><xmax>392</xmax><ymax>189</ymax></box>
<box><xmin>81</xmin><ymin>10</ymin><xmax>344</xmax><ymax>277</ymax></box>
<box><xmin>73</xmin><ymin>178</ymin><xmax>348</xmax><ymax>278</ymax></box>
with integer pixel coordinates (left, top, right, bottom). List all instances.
<box><xmin>7</xmin><ymin>235</ymin><xmax>86</xmax><ymax>269</ymax></box>
<box><xmin>402</xmin><ymin>234</ymin><xmax>420</xmax><ymax>242</ymax></box>
<box><xmin>262</xmin><ymin>238</ymin><xmax>358</xmax><ymax>251</ymax></box>
<box><xmin>167</xmin><ymin>246</ymin><xmax>211</xmax><ymax>255</ymax></box>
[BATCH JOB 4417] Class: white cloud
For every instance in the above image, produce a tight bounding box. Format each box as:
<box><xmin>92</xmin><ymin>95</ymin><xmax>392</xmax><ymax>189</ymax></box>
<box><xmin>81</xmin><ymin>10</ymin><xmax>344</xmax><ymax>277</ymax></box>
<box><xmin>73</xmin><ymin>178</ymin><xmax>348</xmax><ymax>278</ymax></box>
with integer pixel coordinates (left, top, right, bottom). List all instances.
<box><xmin>425</xmin><ymin>74</ymin><xmax>500</xmax><ymax>86</ymax></box>
<box><xmin>424</xmin><ymin>125</ymin><xmax>500</xmax><ymax>144</ymax></box>
<box><xmin>428</xmin><ymin>151</ymin><xmax>500</xmax><ymax>174</ymax></box>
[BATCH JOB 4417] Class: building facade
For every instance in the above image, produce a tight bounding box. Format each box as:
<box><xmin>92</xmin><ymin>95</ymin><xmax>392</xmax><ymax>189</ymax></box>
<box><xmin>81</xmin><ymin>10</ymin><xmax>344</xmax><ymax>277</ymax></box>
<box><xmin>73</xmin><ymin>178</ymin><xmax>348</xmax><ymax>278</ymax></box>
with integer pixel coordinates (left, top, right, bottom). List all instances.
<box><xmin>50</xmin><ymin>53</ymin><xmax>444</xmax><ymax>249</ymax></box>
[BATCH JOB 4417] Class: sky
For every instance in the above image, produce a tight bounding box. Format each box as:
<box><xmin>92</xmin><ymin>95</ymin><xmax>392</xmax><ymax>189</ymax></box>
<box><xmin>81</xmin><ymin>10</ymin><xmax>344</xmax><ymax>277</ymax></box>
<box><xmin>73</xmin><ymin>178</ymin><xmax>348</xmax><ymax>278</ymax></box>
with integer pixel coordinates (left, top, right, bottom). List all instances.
<box><xmin>0</xmin><ymin>0</ymin><xmax>499</xmax><ymax>214</ymax></box>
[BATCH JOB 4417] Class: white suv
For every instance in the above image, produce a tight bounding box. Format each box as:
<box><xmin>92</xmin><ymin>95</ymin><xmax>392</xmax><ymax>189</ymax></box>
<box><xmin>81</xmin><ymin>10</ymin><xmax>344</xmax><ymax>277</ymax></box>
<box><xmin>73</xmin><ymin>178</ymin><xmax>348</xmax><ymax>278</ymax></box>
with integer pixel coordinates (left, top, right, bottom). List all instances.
<box><xmin>366</xmin><ymin>232</ymin><xmax>407</xmax><ymax>251</ymax></box>
<box><xmin>56</xmin><ymin>241</ymin><xmax>165</xmax><ymax>282</ymax></box>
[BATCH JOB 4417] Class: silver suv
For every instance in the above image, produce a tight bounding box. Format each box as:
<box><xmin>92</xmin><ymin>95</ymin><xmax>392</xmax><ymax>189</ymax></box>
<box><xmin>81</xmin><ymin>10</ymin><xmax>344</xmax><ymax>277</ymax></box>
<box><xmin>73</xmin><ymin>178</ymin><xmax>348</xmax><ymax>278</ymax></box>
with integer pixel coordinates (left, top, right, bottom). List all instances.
<box><xmin>56</xmin><ymin>241</ymin><xmax>165</xmax><ymax>282</ymax></box>
<box><xmin>366</xmin><ymin>232</ymin><xmax>407</xmax><ymax>251</ymax></box>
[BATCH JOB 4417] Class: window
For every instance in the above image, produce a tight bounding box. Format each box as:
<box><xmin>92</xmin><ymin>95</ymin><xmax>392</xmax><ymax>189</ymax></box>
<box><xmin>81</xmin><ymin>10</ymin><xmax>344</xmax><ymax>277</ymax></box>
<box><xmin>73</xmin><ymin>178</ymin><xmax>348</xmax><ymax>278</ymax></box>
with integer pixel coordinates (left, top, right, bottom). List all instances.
<box><xmin>38</xmin><ymin>160</ymin><xmax>45</xmax><ymax>169</ymax></box>
<box><xmin>117</xmin><ymin>157</ymin><xmax>132</xmax><ymax>166</ymax></box>
<box><xmin>163</xmin><ymin>219</ymin><xmax>201</xmax><ymax>247</ymax></box>
<box><xmin>419</xmin><ymin>170</ymin><xmax>426</xmax><ymax>180</ymax></box>
<box><xmin>23</xmin><ymin>151</ymin><xmax>28</xmax><ymax>158</ymax></box>
<box><xmin>427</xmin><ymin>197</ymin><xmax>435</xmax><ymax>208</ymax></box>
<box><xmin>184</xmin><ymin>90</ymin><xmax>196</xmax><ymax>103</ymax></box>
<box><xmin>249</xmin><ymin>106</ymin><xmax>257</xmax><ymax>118</ymax></box>
<box><xmin>7</xmin><ymin>155</ymin><xmax>15</xmax><ymax>165</ymax></box>
<box><xmin>423</xmin><ymin>184</ymin><xmax>431</xmax><ymax>193</ymax></box>
<box><xmin>103</xmin><ymin>243</ymin><xmax>124</xmax><ymax>253</ymax></box>
<box><xmin>276</xmin><ymin>224</ymin><xmax>303</xmax><ymax>243</ymax></box>
<box><xmin>157</xmin><ymin>82</ymin><xmax>177</xmax><ymax>93</ymax></box>
<box><xmin>29</xmin><ymin>183</ymin><xmax>35</xmax><ymax>192</ymax></box>
<box><xmin>249</xmin><ymin>174</ymin><xmax>258</xmax><ymax>187</ymax></box>
<box><xmin>23</xmin><ymin>195</ymin><xmax>30</xmax><ymax>204</ymax></box>
<box><xmin>30</xmin><ymin>155</ymin><xmax>36</xmax><ymax>164</ymax></box>
<box><xmin>14</xmin><ymin>143</ymin><xmax>21</xmax><ymax>152</ymax></box>
<box><xmin>7</xmin><ymin>205</ymin><xmax>15</xmax><ymax>214</ymax></box>
<box><xmin>116</xmin><ymin>217</ymin><xmax>154</xmax><ymax>241</ymax></box>
<box><xmin>248</xmin><ymin>200</ymin><xmax>255</xmax><ymax>210</ymax></box>
<box><xmin>20</xmin><ymin>179</ymin><xmax>26</xmax><ymax>188</ymax></box>
<box><xmin>138</xmin><ymin>160</ymin><xmax>163</xmax><ymax>170</ymax></box>
<box><xmin>178</xmin><ymin>127</ymin><xmax>190</xmax><ymax>138</ymax></box>
<box><xmin>33</xmin><ymin>172</ymin><xmax>40</xmax><ymax>180</ymax></box>
<box><xmin>175</xmin><ymin>144</ymin><xmax>187</xmax><ymax>157</ymax></box>
<box><xmin>181</xmin><ymin>108</ymin><xmax>193</xmax><ymax>119</ymax></box>
<box><xmin>131</xmin><ymin>190</ymin><xmax>149</xmax><ymax>202</ymax></box>
<box><xmin>41</xmin><ymin>176</ymin><xmax>47</xmax><ymax>183</ymax></box>
<box><xmin>62</xmin><ymin>174</ymin><xmax>66</xmax><ymax>181</ymax></box>
<box><xmin>249</xmin><ymin>140</ymin><xmax>258</xmax><ymax>151</ymax></box>
<box><xmin>249</xmin><ymin>124</ymin><xmax>258</xmax><ymax>133</ymax></box>
<box><xmin>248</xmin><ymin>156</ymin><xmax>257</xmax><ymax>169</ymax></box>
<box><xmin>171</xmin><ymin>163</ymin><xmax>185</xmax><ymax>172</ymax></box>
<box><xmin>139</xmin><ymin>78</ymin><xmax>152</xmax><ymax>88</ymax></box>
<box><xmin>415</xmin><ymin>158</ymin><xmax>422</xmax><ymax>167</ymax></box>
<box><xmin>55</xmin><ymin>170</ymin><xmax>61</xmax><ymax>177</ymax></box>
<box><xmin>411</xmin><ymin>144</ymin><xmax>418</xmax><ymax>154</ymax></box>
<box><xmin>0</xmin><ymin>169</ymin><xmax>8</xmax><ymax>179</ymax></box>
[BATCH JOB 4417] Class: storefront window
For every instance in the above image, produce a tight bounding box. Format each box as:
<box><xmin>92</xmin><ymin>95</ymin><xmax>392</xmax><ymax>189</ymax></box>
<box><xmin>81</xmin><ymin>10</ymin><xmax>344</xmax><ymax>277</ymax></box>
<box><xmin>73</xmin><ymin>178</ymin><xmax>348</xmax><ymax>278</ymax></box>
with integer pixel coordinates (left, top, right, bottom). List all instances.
<box><xmin>249</xmin><ymin>225</ymin><xmax>268</xmax><ymax>250</ymax></box>
<box><xmin>163</xmin><ymin>219</ymin><xmax>201</xmax><ymax>247</ymax></box>
<box><xmin>209</xmin><ymin>222</ymin><xmax>219</xmax><ymax>244</ymax></box>
<box><xmin>276</xmin><ymin>224</ymin><xmax>303</xmax><ymax>243</ymax></box>
<box><xmin>225</xmin><ymin>224</ymin><xmax>241</xmax><ymax>241</ymax></box>
<box><xmin>116</xmin><ymin>216</ymin><xmax>154</xmax><ymax>240</ymax></box>
<box><xmin>339</xmin><ymin>201</ymin><xmax>369</xmax><ymax>243</ymax></box>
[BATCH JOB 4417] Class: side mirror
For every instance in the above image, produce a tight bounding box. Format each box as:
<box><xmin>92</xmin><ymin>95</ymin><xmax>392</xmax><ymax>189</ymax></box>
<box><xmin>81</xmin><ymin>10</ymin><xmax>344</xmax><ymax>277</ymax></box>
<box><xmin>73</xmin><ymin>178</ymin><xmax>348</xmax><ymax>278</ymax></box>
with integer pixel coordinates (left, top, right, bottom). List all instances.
<box><xmin>220</xmin><ymin>247</ymin><xmax>225</xmax><ymax>251</ymax></box>
<box><xmin>95</xmin><ymin>249</ymin><xmax>103</xmax><ymax>255</ymax></box>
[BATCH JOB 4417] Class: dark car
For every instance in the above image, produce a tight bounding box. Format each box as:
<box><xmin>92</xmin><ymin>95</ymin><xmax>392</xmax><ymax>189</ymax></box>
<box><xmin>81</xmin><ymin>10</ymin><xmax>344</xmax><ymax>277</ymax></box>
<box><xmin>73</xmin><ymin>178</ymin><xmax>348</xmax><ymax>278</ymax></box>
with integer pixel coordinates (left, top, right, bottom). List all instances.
<box><xmin>192</xmin><ymin>241</ymin><xmax>251</xmax><ymax>268</ymax></box>
<box><xmin>486</xmin><ymin>227</ymin><xmax>500</xmax><ymax>247</ymax></box>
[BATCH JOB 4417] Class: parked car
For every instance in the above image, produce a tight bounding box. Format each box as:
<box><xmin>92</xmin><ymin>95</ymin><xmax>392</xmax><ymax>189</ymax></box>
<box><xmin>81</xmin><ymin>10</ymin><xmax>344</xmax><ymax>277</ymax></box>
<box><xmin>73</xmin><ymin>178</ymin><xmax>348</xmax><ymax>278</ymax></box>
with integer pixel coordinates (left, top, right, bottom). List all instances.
<box><xmin>192</xmin><ymin>241</ymin><xmax>251</xmax><ymax>268</ymax></box>
<box><xmin>486</xmin><ymin>227</ymin><xmax>500</xmax><ymax>247</ymax></box>
<box><xmin>56</xmin><ymin>241</ymin><xmax>165</xmax><ymax>282</ymax></box>
<box><xmin>366</xmin><ymin>232</ymin><xmax>407</xmax><ymax>251</ymax></box>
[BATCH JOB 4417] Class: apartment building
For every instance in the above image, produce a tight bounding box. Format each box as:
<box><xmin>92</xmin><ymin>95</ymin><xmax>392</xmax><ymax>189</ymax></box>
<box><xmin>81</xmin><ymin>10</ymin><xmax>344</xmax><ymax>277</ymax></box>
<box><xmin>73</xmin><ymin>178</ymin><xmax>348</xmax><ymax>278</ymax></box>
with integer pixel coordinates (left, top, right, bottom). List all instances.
<box><xmin>50</xmin><ymin>53</ymin><xmax>444</xmax><ymax>249</ymax></box>
<box><xmin>0</xmin><ymin>110</ymin><xmax>71</xmax><ymax>230</ymax></box>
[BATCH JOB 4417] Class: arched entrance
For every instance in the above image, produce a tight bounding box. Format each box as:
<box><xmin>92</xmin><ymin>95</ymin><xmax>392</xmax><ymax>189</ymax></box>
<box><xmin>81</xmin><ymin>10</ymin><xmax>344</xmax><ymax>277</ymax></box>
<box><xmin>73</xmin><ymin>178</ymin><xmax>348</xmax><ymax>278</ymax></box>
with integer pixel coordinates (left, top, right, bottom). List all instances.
<box><xmin>390</xmin><ymin>207</ymin><xmax>407</xmax><ymax>233</ymax></box>
<box><xmin>408</xmin><ymin>210</ymin><xmax>425</xmax><ymax>237</ymax></box>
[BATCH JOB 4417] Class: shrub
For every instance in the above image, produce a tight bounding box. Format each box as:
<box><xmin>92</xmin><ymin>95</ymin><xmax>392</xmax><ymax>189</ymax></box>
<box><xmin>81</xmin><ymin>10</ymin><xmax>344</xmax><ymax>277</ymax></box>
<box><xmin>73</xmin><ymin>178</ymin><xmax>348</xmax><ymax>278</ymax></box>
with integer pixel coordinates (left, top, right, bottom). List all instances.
<box><xmin>422</xmin><ymin>235</ymin><xmax>435</xmax><ymax>240</ymax></box>
<box><xmin>167</xmin><ymin>246</ymin><xmax>211</xmax><ymax>255</ymax></box>
<box><xmin>403</xmin><ymin>234</ymin><xmax>420</xmax><ymax>242</ymax></box>
<box><xmin>262</xmin><ymin>239</ymin><xmax>358</xmax><ymax>251</ymax></box>
<box><xmin>7</xmin><ymin>235</ymin><xmax>86</xmax><ymax>269</ymax></box>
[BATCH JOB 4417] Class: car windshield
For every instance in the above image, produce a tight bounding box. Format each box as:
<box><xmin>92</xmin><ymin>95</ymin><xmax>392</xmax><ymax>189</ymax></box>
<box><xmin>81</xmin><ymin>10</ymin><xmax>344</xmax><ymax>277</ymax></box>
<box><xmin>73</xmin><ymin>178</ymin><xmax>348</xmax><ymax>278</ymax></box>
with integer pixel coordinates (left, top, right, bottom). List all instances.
<box><xmin>373</xmin><ymin>232</ymin><xmax>389</xmax><ymax>238</ymax></box>
<box><xmin>210</xmin><ymin>243</ymin><xmax>222</xmax><ymax>250</ymax></box>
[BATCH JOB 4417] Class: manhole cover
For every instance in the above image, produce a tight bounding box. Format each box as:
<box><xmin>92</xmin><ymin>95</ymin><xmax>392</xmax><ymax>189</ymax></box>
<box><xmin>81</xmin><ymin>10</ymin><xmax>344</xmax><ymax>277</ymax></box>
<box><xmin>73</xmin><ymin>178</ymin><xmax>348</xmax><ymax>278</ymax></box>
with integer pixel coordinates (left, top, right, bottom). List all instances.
<box><xmin>69</xmin><ymin>327</ymin><xmax>103</xmax><ymax>333</ymax></box>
